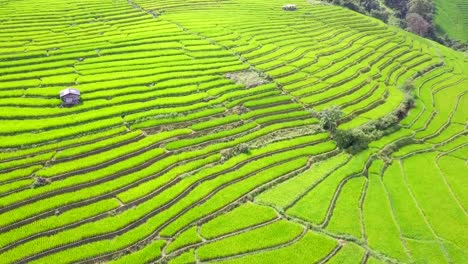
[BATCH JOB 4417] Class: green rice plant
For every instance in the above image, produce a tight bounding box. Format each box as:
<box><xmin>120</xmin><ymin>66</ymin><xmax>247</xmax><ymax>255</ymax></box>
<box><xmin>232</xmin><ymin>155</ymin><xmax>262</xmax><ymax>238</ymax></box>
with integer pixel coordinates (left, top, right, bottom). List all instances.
<box><xmin>4</xmin><ymin>153</ymin><xmax>305</xmax><ymax>263</ymax></box>
<box><xmin>159</xmin><ymin>156</ymin><xmax>310</xmax><ymax>237</ymax></box>
<box><xmin>328</xmin><ymin>242</ymin><xmax>365</xmax><ymax>264</ymax></box>
<box><xmin>364</xmin><ymin>173</ymin><xmax>411</xmax><ymax>262</ymax></box>
<box><xmin>0</xmin><ymin>179</ymin><xmax>32</xmax><ymax>195</ymax></box>
<box><xmin>254</xmin><ymin>110</ymin><xmax>312</xmax><ymax>124</ymax></box>
<box><xmin>0</xmin><ymin>79</ymin><xmax>40</xmax><ymax>91</ymax></box>
<box><xmin>0</xmin><ymin>97</ymin><xmax>61</xmax><ymax>107</ymax></box>
<box><xmin>436</xmin><ymin>156</ymin><xmax>468</xmax><ymax>210</ymax></box>
<box><xmin>1</xmin><ymin>0</ymin><xmax>467</xmax><ymax>262</ymax></box>
<box><xmin>404</xmin><ymin>239</ymin><xmax>449</xmax><ymax>264</ymax></box>
<box><xmin>200</xmin><ymin>202</ymin><xmax>277</xmax><ymax>239</ymax></box>
<box><xmin>0</xmin><ymin>118</ymin><xmax>124</xmax><ymax>149</ymax></box>
<box><xmin>214</xmin><ymin>231</ymin><xmax>337</xmax><ymax>264</ymax></box>
<box><xmin>451</xmin><ymin>93</ymin><xmax>468</xmax><ymax>124</ymax></box>
<box><xmin>0</xmin><ymin>68</ymin><xmax>75</xmax><ymax>82</ymax></box>
<box><xmin>109</xmin><ymin>240</ymin><xmax>165</xmax><ymax>264</ymax></box>
<box><xmin>168</xmin><ymin>249</ymin><xmax>196</xmax><ymax>264</ymax></box>
<box><xmin>0</xmin><ymin>152</ymin><xmax>54</xmax><ymax>171</ymax></box>
<box><xmin>197</xmin><ymin>220</ymin><xmax>303</xmax><ymax>261</ymax></box>
<box><xmin>165</xmin><ymin>226</ymin><xmax>201</xmax><ymax>254</ymax></box>
<box><xmin>286</xmin><ymin>150</ymin><xmax>373</xmax><ymax>225</ymax></box>
<box><xmin>368</xmin><ymin>159</ymin><xmax>385</xmax><ymax>176</ymax></box>
<box><xmin>0</xmin><ymin>165</ymin><xmax>42</xmax><ymax>184</ymax></box>
<box><xmin>326</xmin><ymin>177</ymin><xmax>366</xmax><ymax>238</ymax></box>
<box><xmin>255</xmin><ymin>153</ymin><xmax>350</xmax><ymax>209</ymax></box>
<box><xmin>426</xmin><ymin>123</ymin><xmax>465</xmax><ymax>144</ymax></box>
<box><xmin>382</xmin><ymin>163</ymin><xmax>434</xmax><ymax>239</ymax></box>
<box><xmin>75</xmin><ymin>54</ymin><xmax>190</xmax><ymax>73</ymax></box>
<box><xmin>436</xmin><ymin>135</ymin><xmax>467</xmax><ymax>152</ymax></box>
<box><xmin>446</xmin><ymin>145</ymin><xmax>468</xmax><ymax>160</ymax></box>
<box><xmin>207</xmin><ymin>83</ymin><xmax>244</xmax><ymax>97</ymax></box>
<box><xmin>78</xmin><ymin>60</ymin><xmax>240</xmax><ymax>84</ymax></box>
<box><xmin>400</xmin><ymin>99</ymin><xmax>423</xmax><ymax>127</ymax></box>
<box><xmin>36</xmin><ymin>130</ymin><xmax>186</xmax><ymax>177</ymax></box>
<box><xmin>341</xmin><ymin>84</ymin><xmax>387</xmax><ymax>116</ymax></box>
<box><xmin>241</xmin><ymin>103</ymin><xmax>303</xmax><ymax>120</ymax></box>
<box><xmin>368</xmin><ymin>129</ymin><xmax>414</xmax><ymax>149</ymax></box>
<box><xmin>117</xmin><ymin>154</ymin><xmax>220</xmax><ymax>203</ymax></box>
<box><xmin>190</xmin><ymin>115</ymin><xmax>241</xmax><ymax>131</ymax></box>
<box><xmin>243</xmin><ymin>95</ymin><xmax>292</xmax><ymax>108</ymax></box>
<box><xmin>0</xmin><ymin>147</ymin><xmax>166</xmax><ymax>211</ymax></box>
<box><xmin>132</xmin><ymin>108</ymin><xmax>225</xmax><ymax>130</ymax></box>
<box><xmin>0</xmin><ymin>60</ymin><xmax>75</xmax><ymax>75</ymax></box>
<box><xmin>416</xmin><ymin>81</ymin><xmax>466</xmax><ymax>139</ymax></box>
<box><xmin>392</xmin><ymin>143</ymin><xmax>433</xmax><ymax>157</ymax></box>
<box><xmin>0</xmin><ymin>199</ymin><xmax>119</xmax><ymax>249</ymax></box>
<box><xmin>54</xmin><ymin>130</ymin><xmax>143</xmax><ymax>160</ymax></box>
<box><xmin>0</xmin><ymin>127</ymin><xmax>127</xmax><ymax>162</ymax></box>
<box><xmin>165</xmin><ymin>122</ymin><xmax>257</xmax><ymax>150</ymax></box>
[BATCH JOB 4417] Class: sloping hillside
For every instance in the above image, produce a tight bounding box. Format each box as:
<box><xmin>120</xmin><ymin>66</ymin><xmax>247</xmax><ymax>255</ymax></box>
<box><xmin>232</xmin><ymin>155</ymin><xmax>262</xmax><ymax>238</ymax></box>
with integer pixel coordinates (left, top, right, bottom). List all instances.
<box><xmin>0</xmin><ymin>0</ymin><xmax>466</xmax><ymax>263</ymax></box>
<box><xmin>433</xmin><ymin>0</ymin><xmax>468</xmax><ymax>42</ymax></box>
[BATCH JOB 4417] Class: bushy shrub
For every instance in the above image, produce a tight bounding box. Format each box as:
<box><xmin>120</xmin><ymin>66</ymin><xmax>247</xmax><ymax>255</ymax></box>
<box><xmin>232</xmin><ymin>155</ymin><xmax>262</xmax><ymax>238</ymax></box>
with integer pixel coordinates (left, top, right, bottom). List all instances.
<box><xmin>316</xmin><ymin>106</ymin><xmax>343</xmax><ymax>132</ymax></box>
<box><xmin>221</xmin><ymin>143</ymin><xmax>250</xmax><ymax>162</ymax></box>
<box><xmin>334</xmin><ymin>128</ymin><xmax>371</xmax><ymax>153</ymax></box>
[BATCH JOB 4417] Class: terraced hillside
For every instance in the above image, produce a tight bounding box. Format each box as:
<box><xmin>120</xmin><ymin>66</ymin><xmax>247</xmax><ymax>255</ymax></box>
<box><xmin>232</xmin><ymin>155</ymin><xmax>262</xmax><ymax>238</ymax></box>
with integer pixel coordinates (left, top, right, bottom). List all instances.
<box><xmin>433</xmin><ymin>0</ymin><xmax>468</xmax><ymax>42</ymax></box>
<box><xmin>0</xmin><ymin>0</ymin><xmax>466</xmax><ymax>263</ymax></box>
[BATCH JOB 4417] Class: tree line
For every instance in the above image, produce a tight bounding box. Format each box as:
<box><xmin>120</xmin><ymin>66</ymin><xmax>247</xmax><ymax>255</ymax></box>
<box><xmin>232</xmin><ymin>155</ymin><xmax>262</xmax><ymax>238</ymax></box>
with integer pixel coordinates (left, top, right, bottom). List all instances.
<box><xmin>324</xmin><ymin>0</ymin><xmax>467</xmax><ymax>51</ymax></box>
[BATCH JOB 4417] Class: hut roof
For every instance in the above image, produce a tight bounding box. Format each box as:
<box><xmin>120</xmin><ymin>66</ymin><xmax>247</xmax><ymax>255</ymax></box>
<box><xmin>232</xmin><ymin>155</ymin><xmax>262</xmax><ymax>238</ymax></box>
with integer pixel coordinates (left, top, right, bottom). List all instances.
<box><xmin>60</xmin><ymin>88</ymin><xmax>80</xmax><ymax>97</ymax></box>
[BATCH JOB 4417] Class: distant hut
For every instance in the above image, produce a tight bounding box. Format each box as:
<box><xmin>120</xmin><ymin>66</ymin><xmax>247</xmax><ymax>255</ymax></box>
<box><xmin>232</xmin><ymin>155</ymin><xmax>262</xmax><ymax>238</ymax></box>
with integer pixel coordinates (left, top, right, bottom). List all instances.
<box><xmin>282</xmin><ymin>4</ymin><xmax>297</xmax><ymax>11</ymax></box>
<box><xmin>59</xmin><ymin>88</ymin><xmax>80</xmax><ymax>107</ymax></box>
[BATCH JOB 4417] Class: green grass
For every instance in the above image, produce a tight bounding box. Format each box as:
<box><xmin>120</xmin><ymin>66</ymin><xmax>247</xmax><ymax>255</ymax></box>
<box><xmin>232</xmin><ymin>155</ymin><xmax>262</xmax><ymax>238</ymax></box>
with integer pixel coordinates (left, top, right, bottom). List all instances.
<box><xmin>255</xmin><ymin>153</ymin><xmax>350</xmax><ymax>209</ymax></box>
<box><xmin>197</xmin><ymin>220</ymin><xmax>303</xmax><ymax>261</ymax></box>
<box><xmin>200</xmin><ymin>202</ymin><xmax>277</xmax><ymax>239</ymax></box>
<box><xmin>403</xmin><ymin>153</ymin><xmax>467</xmax><ymax>251</ymax></box>
<box><xmin>364</xmin><ymin>173</ymin><xmax>411</xmax><ymax>262</ymax></box>
<box><xmin>0</xmin><ymin>0</ymin><xmax>466</xmax><ymax>263</ymax></box>
<box><xmin>165</xmin><ymin>226</ymin><xmax>201</xmax><ymax>254</ymax></box>
<box><xmin>213</xmin><ymin>231</ymin><xmax>337</xmax><ymax>264</ymax></box>
<box><xmin>326</xmin><ymin>177</ymin><xmax>366</xmax><ymax>238</ymax></box>
<box><xmin>433</xmin><ymin>0</ymin><xmax>468</xmax><ymax>42</ymax></box>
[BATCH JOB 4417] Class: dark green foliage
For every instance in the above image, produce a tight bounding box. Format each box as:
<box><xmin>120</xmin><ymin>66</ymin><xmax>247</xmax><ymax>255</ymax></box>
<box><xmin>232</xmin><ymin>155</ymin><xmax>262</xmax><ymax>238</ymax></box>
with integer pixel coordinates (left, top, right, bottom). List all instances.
<box><xmin>408</xmin><ymin>0</ymin><xmax>434</xmax><ymax>21</ymax></box>
<box><xmin>334</xmin><ymin>129</ymin><xmax>371</xmax><ymax>153</ymax></box>
<box><xmin>220</xmin><ymin>143</ymin><xmax>250</xmax><ymax>162</ymax></box>
<box><xmin>32</xmin><ymin>177</ymin><xmax>50</xmax><ymax>188</ymax></box>
<box><xmin>334</xmin><ymin>114</ymin><xmax>400</xmax><ymax>153</ymax></box>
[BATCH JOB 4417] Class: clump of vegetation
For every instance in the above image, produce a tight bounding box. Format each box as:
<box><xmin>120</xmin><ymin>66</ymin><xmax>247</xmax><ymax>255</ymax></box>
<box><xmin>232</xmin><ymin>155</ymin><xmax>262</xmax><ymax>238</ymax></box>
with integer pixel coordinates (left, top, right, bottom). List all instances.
<box><xmin>316</xmin><ymin>106</ymin><xmax>343</xmax><ymax>133</ymax></box>
<box><xmin>326</xmin><ymin>0</ymin><xmax>465</xmax><ymax>51</ymax></box>
<box><xmin>32</xmin><ymin>177</ymin><xmax>51</xmax><ymax>188</ymax></box>
<box><xmin>317</xmin><ymin>101</ymin><xmax>412</xmax><ymax>154</ymax></box>
<box><xmin>397</xmin><ymin>79</ymin><xmax>416</xmax><ymax>119</ymax></box>
<box><xmin>221</xmin><ymin>143</ymin><xmax>250</xmax><ymax>162</ymax></box>
<box><xmin>225</xmin><ymin>70</ymin><xmax>268</xmax><ymax>88</ymax></box>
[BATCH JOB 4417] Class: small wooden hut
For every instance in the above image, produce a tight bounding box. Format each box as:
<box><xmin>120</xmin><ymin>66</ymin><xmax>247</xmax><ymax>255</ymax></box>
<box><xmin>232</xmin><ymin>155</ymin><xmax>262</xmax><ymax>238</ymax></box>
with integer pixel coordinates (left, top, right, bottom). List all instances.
<box><xmin>59</xmin><ymin>88</ymin><xmax>80</xmax><ymax>107</ymax></box>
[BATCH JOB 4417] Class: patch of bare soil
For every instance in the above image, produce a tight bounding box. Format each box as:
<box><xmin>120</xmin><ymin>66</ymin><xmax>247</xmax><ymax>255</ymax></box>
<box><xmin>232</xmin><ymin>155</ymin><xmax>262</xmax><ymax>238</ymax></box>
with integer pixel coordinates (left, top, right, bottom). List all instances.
<box><xmin>225</xmin><ymin>70</ymin><xmax>268</xmax><ymax>88</ymax></box>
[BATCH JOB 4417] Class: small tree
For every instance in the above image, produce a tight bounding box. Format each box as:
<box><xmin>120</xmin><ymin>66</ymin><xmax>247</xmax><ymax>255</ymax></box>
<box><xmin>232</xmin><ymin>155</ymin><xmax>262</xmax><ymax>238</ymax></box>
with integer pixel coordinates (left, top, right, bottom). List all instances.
<box><xmin>400</xmin><ymin>79</ymin><xmax>415</xmax><ymax>94</ymax></box>
<box><xmin>334</xmin><ymin>128</ymin><xmax>371</xmax><ymax>153</ymax></box>
<box><xmin>406</xmin><ymin>13</ymin><xmax>431</xmax><ymax>36</ymax></box>
<box><xmin>318</xmin><ymin>106</ymin><xmax>343</xmax><ymax>133</ymax></box>
<box><xmin>408</xmin><ymin>0</ymin><xmax>433</xmax><ymax>21</ymax></box>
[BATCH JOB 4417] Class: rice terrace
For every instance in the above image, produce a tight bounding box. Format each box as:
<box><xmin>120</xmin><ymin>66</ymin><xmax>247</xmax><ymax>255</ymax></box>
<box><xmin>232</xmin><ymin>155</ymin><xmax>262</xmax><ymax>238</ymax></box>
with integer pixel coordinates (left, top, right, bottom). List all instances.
<box><xmin>0</xmin><ymin>0</ymin><xmax>466</xmax><ymax>263</ymax></box>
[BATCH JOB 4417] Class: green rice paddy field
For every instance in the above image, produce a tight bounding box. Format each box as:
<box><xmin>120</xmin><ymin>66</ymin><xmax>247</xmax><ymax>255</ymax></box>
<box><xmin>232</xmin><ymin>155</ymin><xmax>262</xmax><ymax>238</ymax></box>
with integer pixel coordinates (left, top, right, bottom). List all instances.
<box><xmin>433</xmin><ymin>0</ymin><xmax>468</xmax><ymax>42</ymax></box>
<box><xmin>0</xmin><ymin>0</ymin><xmax>466</xmax><ymax>263</ymax></box>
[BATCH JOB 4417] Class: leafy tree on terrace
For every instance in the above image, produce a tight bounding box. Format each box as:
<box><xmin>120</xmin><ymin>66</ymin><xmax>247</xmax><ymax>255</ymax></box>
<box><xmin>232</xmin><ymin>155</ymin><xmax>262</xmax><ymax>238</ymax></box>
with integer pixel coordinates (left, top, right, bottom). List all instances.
<box><xmin>317</xmin><ymin>106</ymin><xmax>343</xmax><ymax>133</ymax></box>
